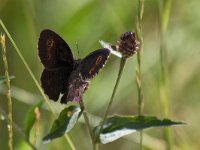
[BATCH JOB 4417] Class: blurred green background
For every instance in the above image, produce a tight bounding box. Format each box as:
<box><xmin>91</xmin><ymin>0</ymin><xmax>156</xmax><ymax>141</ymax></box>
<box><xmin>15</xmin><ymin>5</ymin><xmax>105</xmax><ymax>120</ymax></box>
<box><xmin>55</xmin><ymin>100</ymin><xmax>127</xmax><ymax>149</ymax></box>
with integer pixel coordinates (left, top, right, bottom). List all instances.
<box><xmin>0</xmin><ymin>0</ymin><xmax>200</xmax><ymax>150</ymax></box>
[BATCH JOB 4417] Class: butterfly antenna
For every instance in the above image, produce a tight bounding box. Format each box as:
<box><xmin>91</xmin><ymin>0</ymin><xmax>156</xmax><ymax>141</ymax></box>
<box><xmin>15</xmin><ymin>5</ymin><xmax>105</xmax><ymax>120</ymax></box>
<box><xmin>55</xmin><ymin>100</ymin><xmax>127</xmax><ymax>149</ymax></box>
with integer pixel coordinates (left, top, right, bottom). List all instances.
<box><xmin>75</xmin><ymin>41</ymin><xmax>80</xmax><ymax>58</ymax></box>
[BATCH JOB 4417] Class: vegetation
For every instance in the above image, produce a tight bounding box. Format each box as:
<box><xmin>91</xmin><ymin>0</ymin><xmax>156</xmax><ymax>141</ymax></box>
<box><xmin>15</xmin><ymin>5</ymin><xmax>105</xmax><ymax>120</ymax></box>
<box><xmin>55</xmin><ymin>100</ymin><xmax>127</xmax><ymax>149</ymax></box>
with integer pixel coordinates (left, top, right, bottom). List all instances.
<box><xmin>0</xmin><ymin>0</ymin><xmax>199</xmax><ymax>150</ymax></box>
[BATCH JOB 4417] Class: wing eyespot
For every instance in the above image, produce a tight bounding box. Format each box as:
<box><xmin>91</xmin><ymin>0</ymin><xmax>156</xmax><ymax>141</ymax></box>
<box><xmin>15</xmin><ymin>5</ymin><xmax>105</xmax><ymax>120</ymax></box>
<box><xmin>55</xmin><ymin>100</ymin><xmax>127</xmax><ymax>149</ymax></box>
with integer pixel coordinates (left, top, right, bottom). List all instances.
<box><xmin>46</xmin><ymin>39</ymin><xmax>54</xmax><ymax>60</ymax></box>
<box><xmin>46</xmin><ymin>39</ymin><xmax>54</xmax><ymax>48</ymax></box>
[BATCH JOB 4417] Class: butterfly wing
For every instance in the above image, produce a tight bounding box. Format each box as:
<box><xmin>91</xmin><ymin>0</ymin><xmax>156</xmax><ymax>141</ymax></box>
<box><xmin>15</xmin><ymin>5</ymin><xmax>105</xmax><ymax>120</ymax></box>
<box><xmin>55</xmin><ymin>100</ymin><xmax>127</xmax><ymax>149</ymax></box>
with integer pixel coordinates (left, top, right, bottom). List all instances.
<box><xmin>38</xmin><ymin>29</ymin><xmax>74</xmax><ymax>101</ymax></box>
<box><xmin>60</xmin><ymin>49</ymin><xmax>110</xmax><ymax>104</ymax></box>
<box><xmin>78</xmin><ymin>48</ymin><xmax>110</xmax><ymax>80</ymax></box>
<box><xmin>38</xmin><ymin>29</ymin><xmax>74</xmax><ymax>69</ymax></box>
<box><xmin>41</xmin><ymin>68</ymin><xmax>70</xmax><ymax>101</ymax></box>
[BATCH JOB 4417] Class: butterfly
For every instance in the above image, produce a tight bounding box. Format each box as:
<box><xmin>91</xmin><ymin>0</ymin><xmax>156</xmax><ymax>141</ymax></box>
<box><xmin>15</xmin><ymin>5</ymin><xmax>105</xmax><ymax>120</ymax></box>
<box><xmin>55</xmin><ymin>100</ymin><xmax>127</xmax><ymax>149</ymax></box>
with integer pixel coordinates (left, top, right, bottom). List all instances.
<box><xmin>38</xmin><ymin>29</ymin><xmax>110</xmax><ymax>104</ymax></box>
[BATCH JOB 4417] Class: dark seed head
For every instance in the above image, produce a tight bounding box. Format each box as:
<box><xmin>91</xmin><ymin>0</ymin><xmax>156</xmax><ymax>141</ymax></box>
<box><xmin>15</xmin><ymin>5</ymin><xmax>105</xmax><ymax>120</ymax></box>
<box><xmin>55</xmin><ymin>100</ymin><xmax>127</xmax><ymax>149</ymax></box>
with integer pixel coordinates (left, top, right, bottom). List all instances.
<box><xmin>117</xmin><ymin>32</ymin><xmax>139</xmax><ymax>58</ymax></box>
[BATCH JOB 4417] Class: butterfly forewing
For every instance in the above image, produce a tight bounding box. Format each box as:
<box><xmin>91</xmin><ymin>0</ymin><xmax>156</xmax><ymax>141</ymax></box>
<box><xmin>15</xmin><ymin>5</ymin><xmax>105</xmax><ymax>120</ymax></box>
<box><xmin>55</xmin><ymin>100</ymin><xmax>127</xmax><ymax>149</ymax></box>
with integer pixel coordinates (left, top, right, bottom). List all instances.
<box><xmin>38</xmin><ymin>29</ymin><xmax>74</xmax><ymax>69</ymax></box>
<box><xmin>79</xmin><ymin>49</ymin><xmax>110</xmax><ymax>80</ymax></box>
<box><xmin>38</xmin><ymin>29</ymin><xmax>74</xmax><ymax>101</ymax></box>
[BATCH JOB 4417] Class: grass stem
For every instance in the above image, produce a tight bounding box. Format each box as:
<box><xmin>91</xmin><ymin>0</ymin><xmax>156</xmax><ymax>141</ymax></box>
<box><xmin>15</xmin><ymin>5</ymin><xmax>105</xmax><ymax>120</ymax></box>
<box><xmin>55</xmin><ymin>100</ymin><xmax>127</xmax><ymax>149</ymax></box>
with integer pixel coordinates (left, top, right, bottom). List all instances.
<box><xmin>135</xmin><ymin>0</ymin><xmax>144</xmax><ymax>149</ymax></box>
<box><xmin>158</xmin><ymin>0</ymin><xmax>173</xmax><ymax>149</ymax></box>
<box><xmin>1</xmin><ymin>34</ymin><xmax>13</xmax><ymax>150</ymax></box>
<box><xmin>136</xmin><ymin>0</ymin><xmax>144</xmax><ymax>116</ymax></box>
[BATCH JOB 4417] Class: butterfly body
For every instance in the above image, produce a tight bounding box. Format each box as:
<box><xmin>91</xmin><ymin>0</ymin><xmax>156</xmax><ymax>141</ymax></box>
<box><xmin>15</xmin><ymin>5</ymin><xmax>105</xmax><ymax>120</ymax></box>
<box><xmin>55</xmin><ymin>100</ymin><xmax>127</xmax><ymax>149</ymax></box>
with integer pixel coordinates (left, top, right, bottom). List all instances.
<box><xmin>61</xmin><ymin>70</ymin><xmax>89</xmax><ymax>103</ymax></box>
<box><xmin>38</xmin><ymin>29</ymin><xmax>110</xmax><ymax>104</ymax></box>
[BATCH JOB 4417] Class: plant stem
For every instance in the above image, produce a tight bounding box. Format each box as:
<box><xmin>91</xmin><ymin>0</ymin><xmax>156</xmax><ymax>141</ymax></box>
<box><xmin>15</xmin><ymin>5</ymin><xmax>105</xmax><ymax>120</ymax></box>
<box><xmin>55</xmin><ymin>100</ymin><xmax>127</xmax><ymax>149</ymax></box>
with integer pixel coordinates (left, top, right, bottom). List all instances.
<box><xmin>0</xmin><ymin>106</ymin><xmax>37</xmax><ymax>150</ymax></box>
<box><xmin>1</xmin><ymin>34</ymin><xmax>13</xmax><ymax>150</ymax></box>
<box><xmin>101</xmin><ymin>58</ymin><xmax>126</xmax><ymax>123</ymax></box>
<box><xmin>0</xmin><ymin>19</ymin><xmax>76</xmax><ymax>150</ymax></box>
<box><xmin>103</xmin><ymin>58</ymin><xmax>126</xmax><ymax>119</ymax></box>
<box><xmin>158</xmin><ymin>0</ymin><xmax>173</xmax><ymax>150</ymax></box>
<box><xmin>95</xmin><ymin>58</ymin><xmax>126</xmax><ymax>148</ymax></box>
<box><xmin>79</xmin><ymin>98</ymin><xmax>95</xmax><ymax>150</ymax></box>
<box><xmin>135</xmin><ymin>0</ymin><xmax>144</xmax><ymax>150</ymax></box>
<box><xmin>136</xmin><ymin>0</ymin><xmax>144</xmax><ymax>116</ymax></box>
<box><xmin>64</xmin><ymin>135</ymin><xmax>76</xmax><ymax>150</ymax></box>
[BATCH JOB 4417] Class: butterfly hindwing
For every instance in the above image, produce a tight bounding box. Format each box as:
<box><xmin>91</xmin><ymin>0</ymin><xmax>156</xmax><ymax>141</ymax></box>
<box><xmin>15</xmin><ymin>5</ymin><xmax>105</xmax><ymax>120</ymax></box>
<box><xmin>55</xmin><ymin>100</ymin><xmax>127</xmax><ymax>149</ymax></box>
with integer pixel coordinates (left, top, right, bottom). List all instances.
<box><xmin>78</xmin><ymin>49</ymin><xmax>110</xmax><ymax>80</ymax></box>
<box><xmin>40</xmin><ymin>68</ymin><xmax>70</xmax><ymax>101</ymax></box>
<box><xmin>38</xmin><ymin>29</ymin><xmax>74</xmax><ymax>69</ymax></box>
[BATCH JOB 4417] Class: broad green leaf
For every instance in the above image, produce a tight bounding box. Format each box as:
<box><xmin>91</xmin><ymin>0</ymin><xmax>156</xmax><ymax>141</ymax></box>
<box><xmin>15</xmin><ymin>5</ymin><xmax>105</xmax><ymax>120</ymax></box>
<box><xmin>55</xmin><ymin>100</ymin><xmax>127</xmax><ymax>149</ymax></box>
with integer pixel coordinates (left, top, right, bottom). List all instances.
<box><xmin>24</xmin><ymin>101</ymin><xmax>43</xmax><ymax>140</ymax></box>
<box><xmin>93</xmin><ymin>115</ymin><xmax>184</xmax><ymax>144</ymax></box>
<box><xmin>0</xmin><ymin>75</ymin><xmax>15</xmax><ymax>84</ymax></box>
<box><xmin>42</xmin><ymin>105</ymin><xmax>81</xmax><ymax>144</ymax></box>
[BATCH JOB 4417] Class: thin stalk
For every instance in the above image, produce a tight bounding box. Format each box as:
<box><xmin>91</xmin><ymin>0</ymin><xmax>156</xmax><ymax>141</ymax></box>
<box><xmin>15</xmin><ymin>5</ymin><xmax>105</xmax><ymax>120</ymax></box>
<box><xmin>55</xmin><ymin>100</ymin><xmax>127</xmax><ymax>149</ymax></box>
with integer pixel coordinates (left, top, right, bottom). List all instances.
<box><xmin>0</xmin><ymin>19</ymin><xmax>76</xmax><ymax>150</ymax></box>
<box><xmin>64</xmin><ymin>135</ymin><xmax>76</xmax><ymax>150</ymax></box>
<box><xmin>158</xmin><ymin>0</ymin><xmax>173</xmax><ymax>150</ymax></box>
<box><xmin>79</xmin><ymin>98</ymin><xmax>95</xmax><ymax>150</ymax></box>
<box><xmin>102</xmin><ymin>58</ymin><xmax>126</xmax><ymax>122</ymax></box>
<box><xmin>1</xmin><ymin>34</ymin><xmax>13</xmax><ymax>150</ymax></box>
<box><xmin>136</xmin><ymin>0</ymin><xmax>144</xmax><ymax>117</ymax></box>
<box><xmin>0</xmin><ymin>106</ymin><xmax>37</xmax><ymax>150</ymax></box>
<box><xmin>135</xmin><ymin>0</ymin><xmax>144</xmax><ymax>150</ymax></box>
<box><xmin>95</xmin><ymin>58</ymin><xmax>126</xmax><ymax>148</ymax></box>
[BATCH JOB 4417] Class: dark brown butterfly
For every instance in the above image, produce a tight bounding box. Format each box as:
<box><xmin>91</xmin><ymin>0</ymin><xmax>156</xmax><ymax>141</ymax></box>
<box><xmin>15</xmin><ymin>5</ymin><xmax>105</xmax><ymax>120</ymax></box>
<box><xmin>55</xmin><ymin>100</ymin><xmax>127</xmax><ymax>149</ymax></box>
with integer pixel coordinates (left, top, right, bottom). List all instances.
<box><xmin>38</xmin><ymin>29</ymin><xmax>110</xmax><ymax>104</ymax></box>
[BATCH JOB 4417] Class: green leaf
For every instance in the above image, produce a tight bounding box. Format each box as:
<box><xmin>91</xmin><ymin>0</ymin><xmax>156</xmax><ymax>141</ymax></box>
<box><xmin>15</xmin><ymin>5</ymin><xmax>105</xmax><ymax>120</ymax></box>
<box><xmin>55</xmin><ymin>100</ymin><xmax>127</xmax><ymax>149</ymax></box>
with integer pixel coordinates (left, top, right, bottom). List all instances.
<box><xmin>42</xmin><ymin>105</ymin><xmax>81</xmax><ymax>144</ymax></box>
<box><xmin>0</xmin><ymin>75</ymin><xmax>15</xmax><ymax>84</ymax></box>
<box><xmin>24</xmin><ymin>101</ymin><xmax>43</xmax><ymax>140</ymax></box>
<box><xmin>93</xmin><ymin>115</ymin><xmax>184</xmax><ymax>144</ymax></box>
